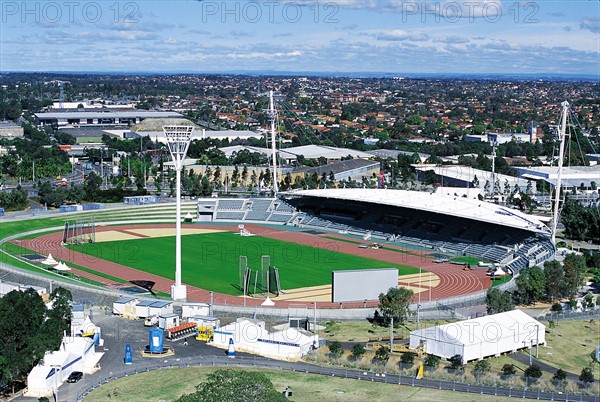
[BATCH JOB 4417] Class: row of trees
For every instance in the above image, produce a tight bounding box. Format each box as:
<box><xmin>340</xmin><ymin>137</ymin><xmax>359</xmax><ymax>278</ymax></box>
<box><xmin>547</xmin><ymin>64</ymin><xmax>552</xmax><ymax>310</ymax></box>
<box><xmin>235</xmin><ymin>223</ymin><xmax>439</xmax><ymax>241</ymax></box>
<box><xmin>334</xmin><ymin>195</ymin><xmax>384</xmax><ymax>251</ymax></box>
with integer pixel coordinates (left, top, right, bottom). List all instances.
<box><xmin>0</xmin><ymin>288</ymin><xmax>72</xmax><ymax>389</ymax></box>
<box><xmin>486</xmin><ymin>253</ymin><xmax>588</xmax><ymax>314</ymax></box>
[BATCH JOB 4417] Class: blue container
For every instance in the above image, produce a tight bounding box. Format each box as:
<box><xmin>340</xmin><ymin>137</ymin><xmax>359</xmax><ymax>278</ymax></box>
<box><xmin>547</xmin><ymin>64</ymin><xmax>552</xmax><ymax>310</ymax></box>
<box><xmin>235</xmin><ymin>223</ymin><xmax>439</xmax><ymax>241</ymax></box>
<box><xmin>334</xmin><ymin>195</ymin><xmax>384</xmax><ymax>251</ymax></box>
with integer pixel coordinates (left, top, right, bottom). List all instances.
<box><xmin>0</xmin><ymin>208</ymin><xmax>4</xmax><ymax>216</ymax></box>
<box><xmin>149</xmin><ymin>328</ymin><xmax>164</xmax><ymax>353</ymax></box>
<box><xmin>83</xmin><ymin>203</ymin><xmax>102</xmax><ymax>211</ymax></box>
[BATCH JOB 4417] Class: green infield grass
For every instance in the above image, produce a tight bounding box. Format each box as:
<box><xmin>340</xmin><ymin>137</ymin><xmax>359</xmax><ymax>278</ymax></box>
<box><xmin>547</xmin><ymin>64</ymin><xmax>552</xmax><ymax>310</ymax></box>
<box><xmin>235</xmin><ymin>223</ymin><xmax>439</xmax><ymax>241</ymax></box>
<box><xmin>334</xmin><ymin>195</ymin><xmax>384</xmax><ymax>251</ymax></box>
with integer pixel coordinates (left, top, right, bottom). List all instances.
<box><xmin>68</xmin><ymin>231</ymin><xmax>419</xmax><ymax>295</ymax></box>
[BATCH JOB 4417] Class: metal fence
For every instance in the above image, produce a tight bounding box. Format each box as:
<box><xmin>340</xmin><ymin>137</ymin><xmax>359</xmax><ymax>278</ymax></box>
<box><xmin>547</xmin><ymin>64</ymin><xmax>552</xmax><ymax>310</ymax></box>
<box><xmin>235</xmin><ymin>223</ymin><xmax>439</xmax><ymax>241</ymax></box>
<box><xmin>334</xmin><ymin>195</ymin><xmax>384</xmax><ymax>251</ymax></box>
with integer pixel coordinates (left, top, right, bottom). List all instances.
<box><xmin>75</xmin><ymin>355</ymin><xmax>600</xmax><ymax>402</ymax></box>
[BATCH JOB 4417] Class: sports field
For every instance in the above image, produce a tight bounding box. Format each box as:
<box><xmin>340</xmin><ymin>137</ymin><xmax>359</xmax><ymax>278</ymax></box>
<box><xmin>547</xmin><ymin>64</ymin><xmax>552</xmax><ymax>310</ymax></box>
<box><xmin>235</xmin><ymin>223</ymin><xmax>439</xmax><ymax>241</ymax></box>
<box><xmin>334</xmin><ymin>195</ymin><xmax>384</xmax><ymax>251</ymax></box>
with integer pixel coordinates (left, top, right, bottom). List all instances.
<box><xmin>68</xmin><ymin>231</ymin><xmax>419</xmax><ymax>295</ymax></box>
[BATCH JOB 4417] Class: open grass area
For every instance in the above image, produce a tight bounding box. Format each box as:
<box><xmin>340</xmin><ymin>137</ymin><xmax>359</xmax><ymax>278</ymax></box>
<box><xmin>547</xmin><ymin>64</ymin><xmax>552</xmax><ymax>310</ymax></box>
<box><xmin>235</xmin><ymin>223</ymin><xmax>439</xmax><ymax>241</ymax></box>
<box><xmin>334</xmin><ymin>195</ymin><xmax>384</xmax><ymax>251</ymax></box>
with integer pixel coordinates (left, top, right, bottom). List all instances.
<box><xmin>84</xmin><ymin>366</ymin><xmax>518</xmax><ymax>402</ymax></box>
<box><xmin>68</xmin><ymin>231</ymin><xmax>420</xmax><ymax>295</ymax></box>
<box><xmin>490</xmin><ymin>275</ymin><xmax>512</xmax><ymax>287</ymax></box>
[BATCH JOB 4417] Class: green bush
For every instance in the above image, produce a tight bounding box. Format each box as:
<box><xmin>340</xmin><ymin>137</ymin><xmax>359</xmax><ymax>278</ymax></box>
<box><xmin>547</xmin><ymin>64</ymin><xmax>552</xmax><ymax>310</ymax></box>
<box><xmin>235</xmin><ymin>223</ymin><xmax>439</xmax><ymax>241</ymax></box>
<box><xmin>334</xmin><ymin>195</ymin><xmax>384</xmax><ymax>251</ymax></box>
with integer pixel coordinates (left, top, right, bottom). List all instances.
<box><xmin>400</xmin><ymin>353</ymin><xmax>414</xmax><ymax>365</ymax></box>
<box><xmin>351</xmin><ymin>343</ymin><xmax>365</xmax><ymax>359</ymax></box>
<box><xmin>328</xmin><ymin>341</ymin><xmax>343</xmax><ymax>357</ymax></box>
<box><xmin>423</xmin><ymin>354</ymin><xmax>440</xmax><ymax>369</ymax></box>
<box><xmin>501</xmin><ymin>364</ymin><xmax>516</xmax><ymax>376</ymax></box>
<box><xmin>524</xmin><ymin>364</ymin><xmax>542</xmax><ymax>379</ymax></box>
<box><xmin>449</xmin><ymin>354</ymin><xmax>463</xmax><ymax>370</ymax></box>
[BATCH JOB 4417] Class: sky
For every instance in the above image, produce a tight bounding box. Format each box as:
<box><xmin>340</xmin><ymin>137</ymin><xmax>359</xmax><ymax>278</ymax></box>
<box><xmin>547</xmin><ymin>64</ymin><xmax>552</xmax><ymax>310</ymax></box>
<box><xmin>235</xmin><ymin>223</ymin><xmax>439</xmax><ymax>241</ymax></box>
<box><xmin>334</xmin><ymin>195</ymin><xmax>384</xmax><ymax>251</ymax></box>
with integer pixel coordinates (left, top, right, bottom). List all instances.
<box><xmin>0</xmin><ymin>0</ymin><xmax>598</xmax><ymax>77</ymax></box>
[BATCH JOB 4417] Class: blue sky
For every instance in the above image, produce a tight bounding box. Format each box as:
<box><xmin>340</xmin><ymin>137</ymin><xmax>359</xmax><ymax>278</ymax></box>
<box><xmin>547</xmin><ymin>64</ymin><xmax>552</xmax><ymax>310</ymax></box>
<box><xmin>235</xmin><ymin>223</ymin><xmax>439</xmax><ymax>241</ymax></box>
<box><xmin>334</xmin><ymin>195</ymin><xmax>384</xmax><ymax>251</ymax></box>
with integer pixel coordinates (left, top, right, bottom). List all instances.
<box><xmin>1</xmin><ymin>0</ymin><xmax>598</xmax><ymax>76</ymax></box>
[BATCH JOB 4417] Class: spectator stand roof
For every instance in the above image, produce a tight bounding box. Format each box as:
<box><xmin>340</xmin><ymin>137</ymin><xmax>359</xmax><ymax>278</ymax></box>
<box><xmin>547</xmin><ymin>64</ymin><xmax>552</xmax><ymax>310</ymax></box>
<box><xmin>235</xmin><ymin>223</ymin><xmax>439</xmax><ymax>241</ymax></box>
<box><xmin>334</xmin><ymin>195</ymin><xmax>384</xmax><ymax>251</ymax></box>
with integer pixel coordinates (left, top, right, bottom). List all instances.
<box><xmin>289</xmin><ymin>188</ymin><xmax>550</xmax><ymax>234</ymax></box>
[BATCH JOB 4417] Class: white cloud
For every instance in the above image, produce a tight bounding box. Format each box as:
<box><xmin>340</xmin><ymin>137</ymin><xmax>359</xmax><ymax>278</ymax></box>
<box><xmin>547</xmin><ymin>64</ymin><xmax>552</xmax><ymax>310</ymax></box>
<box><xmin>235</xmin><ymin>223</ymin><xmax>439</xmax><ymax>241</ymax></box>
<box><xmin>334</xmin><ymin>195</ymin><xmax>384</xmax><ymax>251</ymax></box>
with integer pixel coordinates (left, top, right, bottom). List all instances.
<box><xmin>580</xmin><ymin>17</ymin><xmax>599</xmax><ymax>33</ymax></box>
<box><xmin>377</xmin><ymin>29</ymin><xmax>430</xmax><ymax>42</ymax></box>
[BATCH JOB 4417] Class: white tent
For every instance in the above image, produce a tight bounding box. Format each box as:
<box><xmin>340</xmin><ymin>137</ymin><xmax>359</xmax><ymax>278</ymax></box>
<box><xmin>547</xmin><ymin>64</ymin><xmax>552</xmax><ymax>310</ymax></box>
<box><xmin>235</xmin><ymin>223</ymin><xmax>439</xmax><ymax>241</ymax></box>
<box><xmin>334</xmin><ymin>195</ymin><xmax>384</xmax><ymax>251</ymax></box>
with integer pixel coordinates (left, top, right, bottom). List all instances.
<box><xmin>26</xmin><ymin>336</ymin><xmax>103</xmax><ymax>398</ymax></box>
<box><xmin>41</xmin><ymin>253</ymin><xmax>58</xmax><ymax>266</ymax></box>
<box><xmin>54</xmin><ymin>262</ymin><xmax>71</xmax><ymax>271</ymax></box>
<box><xmin>409</xmin><ymin>309</ymin><xmax>545</xmax><ymax>363</ymax></box>
<box><xmin>212</xmin><ymin>318</ymin><xmax>318</xmax><ymax>361</ymax></box>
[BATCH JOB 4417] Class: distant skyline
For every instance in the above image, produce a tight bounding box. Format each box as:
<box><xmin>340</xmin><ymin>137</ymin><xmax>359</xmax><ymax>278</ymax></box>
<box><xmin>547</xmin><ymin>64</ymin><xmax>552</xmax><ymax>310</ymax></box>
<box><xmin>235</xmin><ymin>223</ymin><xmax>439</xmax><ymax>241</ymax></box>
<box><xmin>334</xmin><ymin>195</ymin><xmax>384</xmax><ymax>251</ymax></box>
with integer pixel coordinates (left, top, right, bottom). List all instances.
<box><xmin>1</xmin><ymin>0</ymin><xmax>598</xmax><ymax>77</ymax></box>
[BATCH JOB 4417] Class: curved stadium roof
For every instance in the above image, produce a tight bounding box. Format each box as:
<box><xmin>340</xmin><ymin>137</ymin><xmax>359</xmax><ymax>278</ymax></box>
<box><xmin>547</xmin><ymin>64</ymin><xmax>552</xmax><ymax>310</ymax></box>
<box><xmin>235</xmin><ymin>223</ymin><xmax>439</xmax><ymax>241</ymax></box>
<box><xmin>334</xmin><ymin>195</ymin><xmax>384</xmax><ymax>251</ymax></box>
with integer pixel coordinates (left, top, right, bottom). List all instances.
<box><xmin>289</xmin><ymin>188</ymin><xmax>551</xmax><ymax>235</ymax></box>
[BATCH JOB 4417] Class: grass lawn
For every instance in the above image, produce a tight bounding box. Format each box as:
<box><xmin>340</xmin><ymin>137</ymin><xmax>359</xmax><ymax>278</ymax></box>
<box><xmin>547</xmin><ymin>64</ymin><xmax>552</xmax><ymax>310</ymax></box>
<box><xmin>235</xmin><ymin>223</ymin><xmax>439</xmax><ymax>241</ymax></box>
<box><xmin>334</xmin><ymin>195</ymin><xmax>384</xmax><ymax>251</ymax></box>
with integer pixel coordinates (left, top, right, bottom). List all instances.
<box><xmin>68</xmin><ymin>231</ymin><xmax>419</xmax><ymax>295</ymax></box>
<box><xmin>84</xmin><ymin>366</ymin><xmax>517</xmax><ymax>402</ymax></box>
<box><xmin>490</xmin><ymin>275</ymin><xmax>512</xmax><ymax>287</ymax></box>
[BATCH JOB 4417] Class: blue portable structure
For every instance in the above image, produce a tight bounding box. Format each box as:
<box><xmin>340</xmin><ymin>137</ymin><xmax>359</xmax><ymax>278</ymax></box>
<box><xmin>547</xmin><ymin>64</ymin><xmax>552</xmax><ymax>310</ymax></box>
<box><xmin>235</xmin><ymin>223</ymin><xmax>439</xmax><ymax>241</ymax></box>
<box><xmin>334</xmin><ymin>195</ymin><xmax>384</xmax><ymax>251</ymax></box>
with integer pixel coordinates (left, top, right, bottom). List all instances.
<box><xmin>149</xmin><ymin>328</ymin><xmax>164</xmax><ymax>354</ymax></box>
<box><xmin>124</xmin><ymin>343</ymin><xmax>132</xmax><ymax>364</ymax></box>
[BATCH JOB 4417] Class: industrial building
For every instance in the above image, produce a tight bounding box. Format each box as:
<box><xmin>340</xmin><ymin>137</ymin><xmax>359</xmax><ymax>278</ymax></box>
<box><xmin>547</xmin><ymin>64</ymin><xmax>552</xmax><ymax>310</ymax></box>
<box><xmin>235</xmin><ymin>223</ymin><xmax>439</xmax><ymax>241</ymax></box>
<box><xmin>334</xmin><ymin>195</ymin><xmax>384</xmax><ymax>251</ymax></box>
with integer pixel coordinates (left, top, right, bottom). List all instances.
<box><xmin>409</xmin><ymin>309</ymin><xmax>545</xmax><ymax>363</ymax></box>
<box><xmin>34</xmin><ymin>110</ymin><xmax>183</xmax><ymax>127</ymax></box>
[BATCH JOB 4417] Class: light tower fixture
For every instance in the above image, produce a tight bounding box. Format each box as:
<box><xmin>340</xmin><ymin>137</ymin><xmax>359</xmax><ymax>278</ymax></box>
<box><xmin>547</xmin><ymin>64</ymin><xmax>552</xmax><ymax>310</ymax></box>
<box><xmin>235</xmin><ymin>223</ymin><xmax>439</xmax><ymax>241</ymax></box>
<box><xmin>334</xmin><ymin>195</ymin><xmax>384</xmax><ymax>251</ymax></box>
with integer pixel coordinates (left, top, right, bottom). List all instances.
<box><xmin>164</xmin><ymin>125</ymin><xmax>194</xmax><ymax>300</ymax></box>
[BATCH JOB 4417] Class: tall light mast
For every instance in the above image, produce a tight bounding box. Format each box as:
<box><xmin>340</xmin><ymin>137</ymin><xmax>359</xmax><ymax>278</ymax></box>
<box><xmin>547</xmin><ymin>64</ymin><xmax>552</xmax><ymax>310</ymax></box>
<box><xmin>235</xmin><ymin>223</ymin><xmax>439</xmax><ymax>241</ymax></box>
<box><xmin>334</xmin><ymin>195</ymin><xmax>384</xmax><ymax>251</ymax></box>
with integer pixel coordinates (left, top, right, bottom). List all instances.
<box><xmin>164</xmin><ymin>125</ymin><xmax>194</xmax><ymax>300</ymax></box>
<box><xmin>551</xmin><ymin>101</ymin><xmax>570</xmax><ymax>245</ymax></box>
<box><xmin>265</xmin><ymin>91</ymin><xmax>279</xmax><ymax>194</ymax></box>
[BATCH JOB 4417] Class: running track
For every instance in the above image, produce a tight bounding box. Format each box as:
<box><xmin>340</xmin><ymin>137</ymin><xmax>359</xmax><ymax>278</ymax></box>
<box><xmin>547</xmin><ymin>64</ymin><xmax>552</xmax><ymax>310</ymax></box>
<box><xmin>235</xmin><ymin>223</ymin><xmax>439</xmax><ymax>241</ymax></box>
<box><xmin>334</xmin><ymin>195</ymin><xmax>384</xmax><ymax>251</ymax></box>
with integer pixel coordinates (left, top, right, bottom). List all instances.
<box><xmin>13</xmin><ymin>223</ymin><xmax>491</xmax><ymax>309</ymax></box>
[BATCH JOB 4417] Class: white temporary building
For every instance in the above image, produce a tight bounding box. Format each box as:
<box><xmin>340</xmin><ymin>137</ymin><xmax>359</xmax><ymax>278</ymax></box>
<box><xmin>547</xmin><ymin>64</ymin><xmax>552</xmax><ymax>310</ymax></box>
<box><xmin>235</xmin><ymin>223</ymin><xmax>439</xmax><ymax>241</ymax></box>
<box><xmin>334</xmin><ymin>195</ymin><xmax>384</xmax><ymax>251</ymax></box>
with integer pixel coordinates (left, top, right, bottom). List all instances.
<box><xmin>409</xmin><ymin>309</ymin><xmax>545</xmax><ymax>363</ymax></box>
<box><xmin>182</xmin><ymin>303</ymin><xmax>210</xmax><ymax>318</ymax></box>
<box><xmin>212</xmin><ymin>318</ymin><xmax>318</xmax><ymax>361</ymax></box>
<box><xmin>112</xmin><ymin>297</ymin><xmax>139</xmax><ymax>315</ymax></box>
<box><xmin>26</xmin><ymin>335</ymin><xmax>104</xmax><ymax>398</ymax></box>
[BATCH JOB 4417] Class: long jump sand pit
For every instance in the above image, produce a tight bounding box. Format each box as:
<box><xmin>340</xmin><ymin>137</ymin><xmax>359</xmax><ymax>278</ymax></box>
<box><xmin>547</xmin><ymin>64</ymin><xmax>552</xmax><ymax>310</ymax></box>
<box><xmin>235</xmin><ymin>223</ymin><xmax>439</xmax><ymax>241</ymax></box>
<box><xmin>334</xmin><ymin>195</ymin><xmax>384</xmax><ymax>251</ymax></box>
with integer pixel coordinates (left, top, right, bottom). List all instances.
<box><xmin>266</xmin><ymin>272</ymin><xmax>441</xmax><ymax>303</ymax></box>
<box><xmin>94</xmin><ymin>227</ymin><xmax>226</xmax><ymax>243</ymax></box>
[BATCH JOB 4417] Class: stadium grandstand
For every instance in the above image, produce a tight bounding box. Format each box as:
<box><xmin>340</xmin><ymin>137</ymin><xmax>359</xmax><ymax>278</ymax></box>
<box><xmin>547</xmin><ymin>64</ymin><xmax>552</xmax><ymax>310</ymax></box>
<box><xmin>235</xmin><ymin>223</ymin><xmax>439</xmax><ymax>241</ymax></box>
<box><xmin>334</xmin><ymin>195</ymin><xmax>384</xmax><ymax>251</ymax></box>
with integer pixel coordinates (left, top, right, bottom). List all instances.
<box><xmin>196</xmin><ymin>189</ymin><xmax>555</xmax><ymax>276</ymax></box>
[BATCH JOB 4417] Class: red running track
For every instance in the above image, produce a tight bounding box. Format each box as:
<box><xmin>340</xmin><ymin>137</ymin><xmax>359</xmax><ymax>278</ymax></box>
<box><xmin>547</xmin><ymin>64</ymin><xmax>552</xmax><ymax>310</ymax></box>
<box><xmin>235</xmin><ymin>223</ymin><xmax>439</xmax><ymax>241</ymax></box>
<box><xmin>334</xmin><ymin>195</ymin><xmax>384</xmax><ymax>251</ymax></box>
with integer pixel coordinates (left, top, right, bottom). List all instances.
<box><xmin>14</xmin><ymin>224</ymin><xmax>491</xmax><ymax>309</ymax></box>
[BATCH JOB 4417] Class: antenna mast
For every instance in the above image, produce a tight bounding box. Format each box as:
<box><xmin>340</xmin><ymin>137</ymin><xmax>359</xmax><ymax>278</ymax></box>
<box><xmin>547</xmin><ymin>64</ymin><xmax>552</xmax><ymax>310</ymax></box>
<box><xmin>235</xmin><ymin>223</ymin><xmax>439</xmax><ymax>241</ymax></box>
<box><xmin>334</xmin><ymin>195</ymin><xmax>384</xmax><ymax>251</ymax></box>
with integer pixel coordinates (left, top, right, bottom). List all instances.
<box><xmin>265</xmin><ymin>91</ymin><xmax>279</xmax><ymax>194</ymax></box>
<box><xmin>551</xmin><ymin>101</ymin><xmax>570</xmax><ymax>244</ymax></box>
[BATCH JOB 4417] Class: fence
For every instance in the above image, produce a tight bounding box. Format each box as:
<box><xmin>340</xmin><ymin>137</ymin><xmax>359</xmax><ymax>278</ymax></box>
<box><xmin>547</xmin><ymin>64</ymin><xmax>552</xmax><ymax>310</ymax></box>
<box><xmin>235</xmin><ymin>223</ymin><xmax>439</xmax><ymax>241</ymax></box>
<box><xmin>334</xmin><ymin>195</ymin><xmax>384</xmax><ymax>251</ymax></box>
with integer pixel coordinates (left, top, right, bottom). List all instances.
<box><xmin>75</xmin><ymin>354</ymin><xmax>600</xmax><ymax>402</ymax></box>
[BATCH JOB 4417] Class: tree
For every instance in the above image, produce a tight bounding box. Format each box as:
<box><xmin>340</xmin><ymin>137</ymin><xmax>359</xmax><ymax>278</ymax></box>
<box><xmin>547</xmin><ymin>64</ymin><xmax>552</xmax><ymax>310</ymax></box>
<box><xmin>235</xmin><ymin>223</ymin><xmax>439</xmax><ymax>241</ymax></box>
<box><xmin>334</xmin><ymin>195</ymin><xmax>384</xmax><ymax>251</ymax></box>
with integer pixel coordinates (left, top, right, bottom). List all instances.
<box><xmin>449</xmin><ymin>354</ymin><xmax>463</xmax><ymax>370</ymax></box>
<box><xmin>374</xmin><ymin>346</ymin><xmax>390</xmax><ymax>363</ymax></box>
<box><xmin>579</xmin><ymin>367</ymin><xmax>594</xmax><ymax>385</ymax></box>
<box><xmin>501</xmin><ymin>364</ymin><xmax>517</xmax><ymax>376</ymax></box>
<box><xmin>423</xmin><ymin>354</ymin><xmax>440</xmax><ymax>369</ymax></box>
<box><xmin>563</xmin><ymin>253</ymin><xmax>586</xmax><ymax>297</ymax></box>
<box><xmin>524</xmin><ymin>364</ymin><xmax>542</xmax><ymax>380</ymax></box>
<box><xmin>553</xmin><ymin>368</ymin><xmax>567</xmax><ymax>382</ymax></box>
<box><xmin>485</xmin><ymin>288</ymin><xmax>514</xmax><ymax>314</ymax></box>
<box><xmin>473</xmin><ymin>359</ymin><xmax>491</xmax><ymax>378</ymax></box>
<box><xmin>328</xmin><ymin>341</ymin><xmax>343</xmax><ymax>357</ymax></box>
<box><xmin>543</xmin><ymin>260</ymin><xmax>566</xmax><ymax>302</ymax></box>
<box><xmin>175</xmin><ymin>369</ymin><xmax>286</xmax><ymax>402</ymax></box>
<box><xmin>351</xmin><ymin>343</ymin><xmax>365</xmax><ymax>360</ymax></box>
<box><xmin>0</xmin><ymin>289</ymin><xmax>50</xmax><ymax>386</ymax></box>
<box><xmin>378</xmin><ymin>287</ymin><xmax>414</xmax><ymax>327</ymax></box>
<box><xmin>515</xmin><ymin>266</ymin><xmax>545</xmax><ymax>305</ymax></box>
<box><xmin>400</xmin><ymin>353</ymin><xmax>414</xmax><ymax>365</ymax></box>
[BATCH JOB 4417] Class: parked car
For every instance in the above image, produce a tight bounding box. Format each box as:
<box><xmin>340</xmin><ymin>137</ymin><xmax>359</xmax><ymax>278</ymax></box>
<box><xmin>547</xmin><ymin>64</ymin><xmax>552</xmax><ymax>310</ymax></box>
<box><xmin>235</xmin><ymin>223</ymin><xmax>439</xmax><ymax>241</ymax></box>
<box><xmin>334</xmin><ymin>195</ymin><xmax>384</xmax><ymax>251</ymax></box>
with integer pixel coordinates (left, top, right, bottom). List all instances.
<box><xmin>66</xmin><ymin>371</ymin><xmax>83</xmax><ymax>383</ymax></box>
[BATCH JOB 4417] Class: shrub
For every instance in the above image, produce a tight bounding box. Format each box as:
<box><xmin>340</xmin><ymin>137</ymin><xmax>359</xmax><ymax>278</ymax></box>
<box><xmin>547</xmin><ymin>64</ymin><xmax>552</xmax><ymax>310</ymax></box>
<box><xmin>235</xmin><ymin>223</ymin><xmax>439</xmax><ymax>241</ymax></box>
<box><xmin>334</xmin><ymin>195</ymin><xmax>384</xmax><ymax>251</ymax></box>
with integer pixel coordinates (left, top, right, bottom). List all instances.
<box><xmin>351</xmin><ymin>343</ymin><xmax>365</xmax><ymax>359</ymax></box>
<box><xmin>553</xmin><ymin>368</ymin><xmax>567</xmax><ymax>381</ymax></box>
<box><xmin>400</xmin><ymin>353</ymin><xmax>415</xmax><ymax>365</ymax></box>
<box><xmin>424</xmin><ymin>354</ymin><xmax>440</xmax><ymax>369</ymax></box>
<box><xmin>374</xmin><ymin>346</ymin><xmax>390</xmax><ymax>363</ymax></box>
<box><xmin>551</xmin><ymin>303</ymin><xmax>563</xmax><ymax>313</ymax></box>
<box><xmin>473</xmin><ymin>359</ymin><xmax>491</xmax><ymax>376</ymax></box>
<box><xmin>449</xmin><ymin>354</ymin><xmax>463</xmax><ymax>370</ymax></box>
<box><xmin>328</xmin><ymin>341</ymin><xmax>343</xmax><ymax>357</ymax></box>
<box><xmin>501</xmin><ymin>364</ymin><xmax>517</xmax><ymax>376</ymax></box>
<box><xmin>524</xmin><ymin>364</ymin><xmax>542</xmax><ymax>379</ymax></box>
<box><xmin>579</xmin><ymin>367</ymin><xmax>594</xmax><ymax>385</ymax></box>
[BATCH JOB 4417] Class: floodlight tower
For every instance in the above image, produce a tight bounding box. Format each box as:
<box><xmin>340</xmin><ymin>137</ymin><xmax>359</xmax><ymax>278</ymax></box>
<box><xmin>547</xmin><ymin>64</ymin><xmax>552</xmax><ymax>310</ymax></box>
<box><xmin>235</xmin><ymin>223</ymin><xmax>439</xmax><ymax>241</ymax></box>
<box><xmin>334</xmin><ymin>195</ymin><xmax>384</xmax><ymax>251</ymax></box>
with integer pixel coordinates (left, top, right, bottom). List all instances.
<box><xmin>264</xmin><ymin>91</ymin><xmax>278</xmax><ymax>194</ymax></box>
<box><xmin>164</xmin><ymin>125</ymin><xmax>194</xmax><ymax>300</ymax></box>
